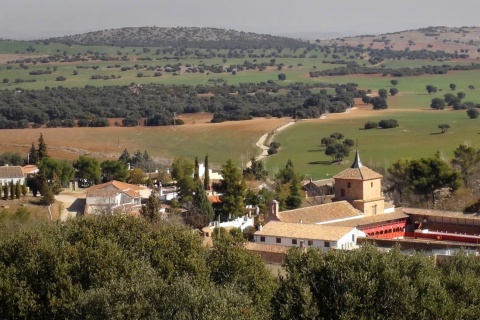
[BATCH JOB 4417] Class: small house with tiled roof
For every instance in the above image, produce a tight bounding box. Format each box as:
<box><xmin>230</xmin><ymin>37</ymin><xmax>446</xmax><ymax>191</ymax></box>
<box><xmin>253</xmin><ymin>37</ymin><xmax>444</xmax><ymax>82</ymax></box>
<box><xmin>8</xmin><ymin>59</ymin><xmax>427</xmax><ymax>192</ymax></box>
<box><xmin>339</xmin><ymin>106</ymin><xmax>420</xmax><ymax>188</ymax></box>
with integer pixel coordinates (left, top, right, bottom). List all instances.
<box><xmin>0</xmin><ymin>166</ymin><xmax>25</xmax><ymax>186</ymax></box>
<box><xmin>85</xmin><ymin>180</ymin><xmax>150</xmax><ymax>215</ymax></box>
<box><xmin>254</xmin><ymin>221</ymin><xmax>365</xmax><ymax>251</ymax></box>
<box><xmin>333</xmin><ymin>150</ymin><xmax>385</xmax><ymax>216</ymax></box>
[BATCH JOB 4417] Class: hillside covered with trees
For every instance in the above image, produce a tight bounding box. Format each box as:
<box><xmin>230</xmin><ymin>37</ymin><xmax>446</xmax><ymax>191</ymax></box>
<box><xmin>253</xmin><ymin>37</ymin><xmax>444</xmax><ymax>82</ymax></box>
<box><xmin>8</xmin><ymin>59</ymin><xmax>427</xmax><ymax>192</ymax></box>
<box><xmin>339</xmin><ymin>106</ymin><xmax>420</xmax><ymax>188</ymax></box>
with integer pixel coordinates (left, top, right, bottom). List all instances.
<box><xmin>44</xmin><ymin>26</ymin><xmax>308</xmax><ymax>49</ymax></box>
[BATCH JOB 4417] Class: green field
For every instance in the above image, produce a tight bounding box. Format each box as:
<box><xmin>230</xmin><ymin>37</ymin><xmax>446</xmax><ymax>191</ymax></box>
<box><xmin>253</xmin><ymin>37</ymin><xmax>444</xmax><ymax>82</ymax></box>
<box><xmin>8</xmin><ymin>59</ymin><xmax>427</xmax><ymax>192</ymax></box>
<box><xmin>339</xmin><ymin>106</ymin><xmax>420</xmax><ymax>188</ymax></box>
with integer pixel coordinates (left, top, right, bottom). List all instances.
<box><xmin>1</xmin><ymin>40</ymin><xmax>480</xmax><ymax>178</ymax></box>
<box><xmin>265</xmin><ymin>95</ymin><xmax>480</xmax><ymax>179</ymax></box>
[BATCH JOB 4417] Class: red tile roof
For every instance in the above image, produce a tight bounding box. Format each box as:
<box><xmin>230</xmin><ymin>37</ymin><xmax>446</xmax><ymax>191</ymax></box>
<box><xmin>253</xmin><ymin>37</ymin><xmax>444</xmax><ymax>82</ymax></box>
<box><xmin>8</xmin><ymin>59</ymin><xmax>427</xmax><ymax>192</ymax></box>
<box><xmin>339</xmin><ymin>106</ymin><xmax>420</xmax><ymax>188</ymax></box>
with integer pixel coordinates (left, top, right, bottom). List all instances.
<box><xmin>333</xmin><ymin>166</ymin><xmax>383</xmax><ymax>180</ymax></box>
<box><xmin>276</xmin><ymin>201</ymin><xmax>363</xmax><ymax>224</ymax></box>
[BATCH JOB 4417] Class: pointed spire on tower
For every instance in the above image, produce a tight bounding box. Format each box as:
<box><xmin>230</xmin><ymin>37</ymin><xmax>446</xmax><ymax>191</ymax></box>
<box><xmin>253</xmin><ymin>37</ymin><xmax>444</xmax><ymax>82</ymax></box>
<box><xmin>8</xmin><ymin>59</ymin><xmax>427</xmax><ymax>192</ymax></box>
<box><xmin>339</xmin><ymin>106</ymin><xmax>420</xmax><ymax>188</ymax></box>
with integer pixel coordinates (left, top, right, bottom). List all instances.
<box><xmin>351</xmin><ymin>140</ymin><xmax>363</xmax><ymax>168</ymax></box>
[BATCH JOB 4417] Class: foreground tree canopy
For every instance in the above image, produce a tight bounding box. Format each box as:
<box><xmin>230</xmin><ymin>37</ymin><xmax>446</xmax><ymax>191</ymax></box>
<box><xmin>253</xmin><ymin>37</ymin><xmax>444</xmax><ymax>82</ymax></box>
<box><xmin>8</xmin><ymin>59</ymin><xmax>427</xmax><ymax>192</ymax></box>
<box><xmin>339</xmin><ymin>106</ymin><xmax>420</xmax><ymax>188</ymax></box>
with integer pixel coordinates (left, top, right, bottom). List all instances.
<box><xmin>1</xmin><ymin>216</ymin><xmax>480</xmax><ymax>319</ymax></box>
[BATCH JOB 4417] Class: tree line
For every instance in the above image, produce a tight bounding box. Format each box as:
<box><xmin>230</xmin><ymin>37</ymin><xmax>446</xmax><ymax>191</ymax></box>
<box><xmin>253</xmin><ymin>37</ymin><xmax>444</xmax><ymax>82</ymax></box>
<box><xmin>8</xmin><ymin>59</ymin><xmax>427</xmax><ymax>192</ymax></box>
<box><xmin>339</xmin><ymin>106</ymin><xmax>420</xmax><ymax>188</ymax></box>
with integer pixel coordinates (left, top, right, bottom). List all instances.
<box><xmin>0</xmin><ymin>82</ymin><xmax>361</xmax><ymax>126</ymax></box>
<box><xmin>1</xmin><ymin>214</ymin><xmax>480</xmax><ymax>319</ymax></box>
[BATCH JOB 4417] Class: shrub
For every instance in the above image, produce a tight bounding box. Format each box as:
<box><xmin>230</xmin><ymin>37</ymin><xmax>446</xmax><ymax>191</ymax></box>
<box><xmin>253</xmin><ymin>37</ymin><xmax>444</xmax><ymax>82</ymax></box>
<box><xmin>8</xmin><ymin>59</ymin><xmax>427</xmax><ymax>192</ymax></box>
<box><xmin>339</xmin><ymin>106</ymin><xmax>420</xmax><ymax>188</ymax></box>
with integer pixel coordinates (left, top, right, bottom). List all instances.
<box><xmin>269</xmin><ymin>142</ymin><xmax>281</xmax><ymax>149</ymax></box>
<box><xmin>364</xmin><ymin>121</ymin><xmax>379</xmax><ymax>129</ymax></box>
<box><xmin>467</xmin><ymin>108</ymin><xmax>479</xmax><ymax>119</ymax></box>
<box><xmin>378</xmin><ymin>119</ymin><xmax>399</xmax><ymax>129</ymax></box>
<box><xmin>267</xmin><ymin>147</ymin><xmax>278</xmax><ymax>155</ymax></box>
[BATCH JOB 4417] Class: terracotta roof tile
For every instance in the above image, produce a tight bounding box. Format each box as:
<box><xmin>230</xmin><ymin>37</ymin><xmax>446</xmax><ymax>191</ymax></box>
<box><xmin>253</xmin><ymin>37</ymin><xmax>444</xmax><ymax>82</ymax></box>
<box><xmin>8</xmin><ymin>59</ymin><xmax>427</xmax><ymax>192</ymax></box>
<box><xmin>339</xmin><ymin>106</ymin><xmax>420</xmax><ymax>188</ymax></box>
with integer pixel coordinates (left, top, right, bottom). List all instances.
<box><xmin>0</xmin><ymin>166</ymin><xmax>24</xmax><ymax>179</ymax></box>
<box><xmin>326</xmin><ymin>210</ymin><xmax>408</xmax><ymax>228</ymax></box>
<box><xmin>402</xmin><ymin>207</ymin><xmax>480</xmax><ymax>221</ymax></box>
<box><xmin>245</xmin><ymin>242</ymin><xmax>290</xmax><ymax>254</ymax></box>
<box><xmin>333</xmin><ymin>167</ymin><xmax>383</xmax><ymax>180</ymax></box>
<box><xmin>88</xmin><ymin>180</ymin><xmax>147</xmax><ymax>192</ymax></box>
<box><xmin>276</xmin><ymin>201</ymin><xmax>363</xmax><ymax>224</ymax></box>
<box><xmin>86</xmin><ymin>189</ymin><xmax>119</xmax><ymax>197</ymax></box>
<box><xmin>255</xmin><ymin>221</ymin><xmax>355</xmax><ymax>241</ymax></box>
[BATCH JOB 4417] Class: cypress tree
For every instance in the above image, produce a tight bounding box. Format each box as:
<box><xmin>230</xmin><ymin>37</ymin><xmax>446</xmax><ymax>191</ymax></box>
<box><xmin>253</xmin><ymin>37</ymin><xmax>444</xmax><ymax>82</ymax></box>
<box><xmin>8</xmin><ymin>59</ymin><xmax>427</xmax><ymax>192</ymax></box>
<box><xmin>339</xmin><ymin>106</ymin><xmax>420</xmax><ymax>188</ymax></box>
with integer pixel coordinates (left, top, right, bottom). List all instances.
<box><xmin>193</xmin><ymin>182</ymin><xmax>215</xmax><ymax>225</ymax></box>
<box><xmin>15</xmin><ymin>181</ymin><xmax>21</xmax><ymax>199</ymax></box>
<box><xmin>37</xmin><ymin>133</ymin><xmax>48</xmax><ymax>161</ymax></box>
<box><xmin>194</xmin><ymin>157</ymin><xmax>199</xmax><ymax>181</ymax></box>
<box><xmin>28</xmin><ymin>142</ymin><xmax>38</xmax><ymax>164</ymax></box>
<box><xmin>203</xmin><ymin>154</ymin><xmax>210</xmax><ymax>190</ymax></box>
<box><xmin>140</xmin><ymin>190</ymin><xmax>161</xmax><ymax>222</ymax></box>
<box><xmin>2</xmin><ymin>183</ymin><xmax>8</xmax><ymax>200</ymax></box>
<box><xmin>9</xmin><ymin>180</ymin><xmax>14</xmax><ymax>200</ymax></box>
<box><xmin>40</xmin><ymin>180</ymin><xmax>55</xmax><ymax>205</ymax></box>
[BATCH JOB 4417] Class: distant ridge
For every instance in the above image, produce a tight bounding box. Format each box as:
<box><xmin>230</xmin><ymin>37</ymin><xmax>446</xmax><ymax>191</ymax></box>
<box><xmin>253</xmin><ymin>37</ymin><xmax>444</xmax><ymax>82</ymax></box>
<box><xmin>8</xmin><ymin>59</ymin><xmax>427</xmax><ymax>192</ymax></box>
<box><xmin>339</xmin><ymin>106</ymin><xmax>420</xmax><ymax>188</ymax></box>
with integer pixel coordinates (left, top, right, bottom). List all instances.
<box><xmin>43</xmin><ymin>26</ymin><xmax>308</xmax><ymax>49</ymax></box>
<box><xmin>316</xmin><ymin>26</ymin><xmax>480</xmax><ymax>56</ymax></box>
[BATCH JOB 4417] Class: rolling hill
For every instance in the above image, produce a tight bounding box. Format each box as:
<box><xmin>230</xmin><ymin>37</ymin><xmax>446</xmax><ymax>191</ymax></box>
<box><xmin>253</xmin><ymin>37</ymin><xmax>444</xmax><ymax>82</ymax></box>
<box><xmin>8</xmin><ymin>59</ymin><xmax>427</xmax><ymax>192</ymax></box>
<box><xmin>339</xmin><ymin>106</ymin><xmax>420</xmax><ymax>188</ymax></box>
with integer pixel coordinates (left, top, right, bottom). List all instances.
<box><xmin>317</xmin><ymin>26</ymin><xmax>480</xmax><ymax>58</ymax></box>
<box><xmin>43</xmin><ymin>26</ymin><xmax>308</xmax><ymax>49</ymax></box>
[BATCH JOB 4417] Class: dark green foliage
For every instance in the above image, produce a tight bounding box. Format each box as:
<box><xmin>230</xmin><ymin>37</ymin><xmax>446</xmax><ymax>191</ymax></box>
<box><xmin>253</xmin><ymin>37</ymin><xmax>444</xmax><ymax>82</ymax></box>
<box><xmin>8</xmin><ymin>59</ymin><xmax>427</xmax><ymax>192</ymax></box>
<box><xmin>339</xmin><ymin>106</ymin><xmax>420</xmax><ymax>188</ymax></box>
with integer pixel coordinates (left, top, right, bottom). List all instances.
<box><xmin>172</xmin><ymin>157</ymin><xmax>195</xmax><ymax>203</ymax></box>
<box><xmin>37</xmin><ymin>133</ymin><xmax>48</xmax><ymax>161</ymax></box>
<box><xmin>431</xmin><ymin>98</ymin><xmax>446</xmax><ymax>110</ymax></box>
<box><xmin>390</xmin><ymin>79</ymin><xmax>399</xmax><ymax>86</ymax></box>
<box><xmin>451</xmin><ymin>144</ymin><xmax>480</xmax><ymax>188</ymax></box>
<box><xmin>364</xmin><ymin>121</ymin><xmax>379</xmax><ymax>129</ymax></box>
<box><xmin>28</xmin><ymin>142</ymin><xmax>38</xmax><ymax>164</ymax></box>
<box><xmin>371</xmin><ymin>96</ymin><xmax>388</xmax><ymax>110</ymax></box>
<box><xmin>208</xmin><ymin>232</ymin><xmax>276</xmax><ymax>315</ymax></box>
<box><xmin>0</xmin><ymin>152</ymin><xmax>25</xmax><ymax>166</ymax></box>
<box><xmin>15</xmin><ymin>181</ymin><xmax>21</xmax><ymax>199</ymax></box>
<box><xmin>194</xmin><ymin>157</ymin><xmax>199</xmax><ymax>181</ymax></box>
<box><xmin>444</xmin><ymin>93</ymin><xmax>460</xmax><ymax>106</ymax></box>
<box><xmin>191</xmin><ymin>182</ymin><xmax>215</xmax><ymax>227</ymax></box>
<box><xmin>40</xmin><ymin>180</ymin><xmax>55</xmax><ymax>205</ymax></box>
<box><xmin>276</xmin><ymin>245</ymin><xmax>456</xmax><ymax>320</ymax></box>
<box><xmin>267</xmin><ymin>147</ymin><xmax>278</xmax><ymax>155</ymax></box>
<box><xmin>408</xmin><ymin>156</ymin><xmax>461</xmax><ymax>204</ymax></box>
<box><xmin>378</xmin><ymin>88</ymin><xmax>388</xmax><ymax>98</ymax></box>
<box><xmin>467</xmin><ymin>108</ymin><xmax>479</xmax><ymax>119</ymax></box>
<box><xmin>203</xmin><ymin>154</ymin><xmax>210</xmax><ymax>190</ymax></box>
<box><xmin>278</xmin><ymin>73</ymin><xmax>286</xmax><ymax>81</ymax></box>
<box><xmin>322</xmin><ymin>132</ymin><xmax>353</xmax><ymax>162</ymax></box>
<box><xmin>38</xmin><ymin>157</ymin><xmax>75</xmax><ymax>186</ymax></box>
<box><xmin>243</xmin><ymin>157</ymin><xmax>268</xmax><ymax>180</ymax></box>
<box><xmin>378</xmin><ymin>119</ymin><xmax>399</xmax><ymax>128</ymax></box>
<box><xmin>73</xmin><ymin>156</ymin><xmax>101</xmax><ymax>186</ymax></box>
<box><xmin>389</xmin><ymin>87</ymin><xmax>399</xmax><ymax>96</ymax></box>
<box><xmin>426</xmin><ymin>84</ymin><xmax>438</xmax><ymax>94</ymax></box>
<box><xmin>118</xmin><ymin>148</ymin><xmax>130</xmax><ymax>164</ymax></box>
<box><xmin>275</xmin><ymin>160</ymin><xmax>303</xmax><ymax>210</ymax></box>
<box><xmin>450</xmin><ymin>83</ymin><xmax>457</xmax><ymax>90</ymax></box>
<box><xmin>139</xmin><ymin>190</ymin><xmax>161</xmax><ymax>222</ymax></box>
<box><xmin>8</xmin><ymin>181</ymin><xmax>14</xmax><ymax>200</ymax></box>
<box><xmin>438</xmin><ymin>123</ymin><xmax>450</xmax><ymax>133</ymax></box>
<box><xmin>100</xmin><ymin>160</ymin><xmax>129</xmax><ymax>182</ymax></box>
<box><xmin>219</xmin><ymin>160</ymin><xmax>246</xmax><ymax>219</ymax></box>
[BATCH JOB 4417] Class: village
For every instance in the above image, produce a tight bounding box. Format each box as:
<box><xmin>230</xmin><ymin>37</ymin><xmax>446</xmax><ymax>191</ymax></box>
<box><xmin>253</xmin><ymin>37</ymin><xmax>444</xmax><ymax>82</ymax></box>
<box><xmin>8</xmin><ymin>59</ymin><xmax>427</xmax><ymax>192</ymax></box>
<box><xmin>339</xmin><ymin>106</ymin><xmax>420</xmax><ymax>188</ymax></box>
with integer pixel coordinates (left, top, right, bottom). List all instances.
<box><xmin>3</xmin><ymin>145</ymin><xmax>479</xmax><ymax>266</ymax></box>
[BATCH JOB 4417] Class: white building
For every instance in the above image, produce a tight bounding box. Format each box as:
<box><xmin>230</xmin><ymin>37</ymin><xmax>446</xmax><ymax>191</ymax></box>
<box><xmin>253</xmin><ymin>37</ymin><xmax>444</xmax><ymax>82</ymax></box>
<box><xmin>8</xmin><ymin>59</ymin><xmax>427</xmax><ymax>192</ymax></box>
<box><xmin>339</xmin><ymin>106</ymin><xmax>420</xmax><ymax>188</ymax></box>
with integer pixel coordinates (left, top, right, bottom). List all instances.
<box><xmin>0</xmin><ymin>166</ymin><xmax>25</xmax><ymax>186</ymax></box>
<box><xmin>84</xmin><ymin>180</ymin><xmax>150</xmax><ymax>215</ymax></box>
<box><xmin>254</xmin><ymin>221</ymin><xmax>365</xmax><ymax>251</ymax></box>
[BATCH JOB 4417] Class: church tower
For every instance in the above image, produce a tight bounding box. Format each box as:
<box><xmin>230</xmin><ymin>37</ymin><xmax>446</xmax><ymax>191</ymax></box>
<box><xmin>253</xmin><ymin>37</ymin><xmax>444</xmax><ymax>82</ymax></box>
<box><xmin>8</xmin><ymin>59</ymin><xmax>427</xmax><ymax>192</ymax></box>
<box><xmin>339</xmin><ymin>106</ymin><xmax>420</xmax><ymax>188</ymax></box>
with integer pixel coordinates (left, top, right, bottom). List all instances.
<box><xmin>333</xmin><ymin>150</ymin><xmax>385</xmax><ymax>216</ymax></box>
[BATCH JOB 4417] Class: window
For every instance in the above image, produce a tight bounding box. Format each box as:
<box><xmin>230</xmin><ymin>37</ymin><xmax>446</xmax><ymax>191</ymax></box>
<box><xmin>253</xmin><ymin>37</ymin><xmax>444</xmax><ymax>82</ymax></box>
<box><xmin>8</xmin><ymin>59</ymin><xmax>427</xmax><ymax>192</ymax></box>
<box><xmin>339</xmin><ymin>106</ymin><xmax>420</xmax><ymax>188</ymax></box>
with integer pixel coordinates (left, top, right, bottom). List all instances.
<box><xmin>260</xmin><ymin>236</ymin><xmax>265</xmax><ymax>242</ymax></box>
<box><xmin>372</xmin><ymin>205</ymin><xmax>377</xmax><ymax>215</ymax></box>
<box><xmin>347</xmin><ymin>182</ymin><xmax>351</xmax><ymax>188</ymax></box>
<box><xmin>292</xmin><ymin>239</ymin><xmax>297</xmax><ymax>245</ymax></box>
<box><xmin>371</xmin><ymin>182</ymin><xmax>373</xmax><ymax>187</ymax></box>
<box><xmin>352</xmin><ymin>234</ymin><xmax>355</xmax><ymax>242</ymax></box>
<box><xmin>324</xmin><ymin>241</ymin><xmax>330</xmax><ymax>247</ymax></box>
<box><xmin>276</xmin><ymin>237</ymin><xmax>281</xmax><ymax>244</ymax></box>
<box><xmin>341</xmin><ymin>189</ymin><xmax>345</xmax><ymax>197</ymax></box>
<box><xmin>308</xmin><ymin>240</ymin><xmax>313</xmax><ymax>246</ymax></box>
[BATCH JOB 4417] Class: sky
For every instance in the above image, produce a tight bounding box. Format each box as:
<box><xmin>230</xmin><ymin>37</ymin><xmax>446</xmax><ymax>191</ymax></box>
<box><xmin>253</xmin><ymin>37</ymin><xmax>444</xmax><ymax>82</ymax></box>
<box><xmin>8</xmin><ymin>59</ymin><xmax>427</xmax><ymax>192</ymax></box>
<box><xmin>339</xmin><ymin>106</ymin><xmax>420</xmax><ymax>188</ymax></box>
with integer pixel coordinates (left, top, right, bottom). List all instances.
<box><xmin>2</xmin><ymin>0</ymin><xmax>480</xmax><ymax>40</ymax></box>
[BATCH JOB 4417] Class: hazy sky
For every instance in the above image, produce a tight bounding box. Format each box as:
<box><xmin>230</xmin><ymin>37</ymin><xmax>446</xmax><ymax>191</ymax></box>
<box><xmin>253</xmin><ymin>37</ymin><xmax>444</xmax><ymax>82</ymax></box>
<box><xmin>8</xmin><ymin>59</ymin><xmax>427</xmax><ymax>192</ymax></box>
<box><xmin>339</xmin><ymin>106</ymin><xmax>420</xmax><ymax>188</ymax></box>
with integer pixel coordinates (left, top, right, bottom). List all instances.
<box><xmin>2</xmin><ymin>0</ymin><xmax>480</xmax><ymax>40</ymax></box>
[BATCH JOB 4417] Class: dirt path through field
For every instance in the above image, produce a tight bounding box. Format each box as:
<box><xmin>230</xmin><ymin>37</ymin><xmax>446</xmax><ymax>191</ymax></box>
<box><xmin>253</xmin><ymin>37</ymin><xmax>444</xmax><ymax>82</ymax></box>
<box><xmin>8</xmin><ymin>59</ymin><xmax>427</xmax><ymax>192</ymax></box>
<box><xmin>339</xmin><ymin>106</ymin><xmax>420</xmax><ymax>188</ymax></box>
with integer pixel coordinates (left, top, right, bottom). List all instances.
<box><xmin>246</xmin><ymin>120</ymin><xmax>296</xmax><ymax>167</ymax></box>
